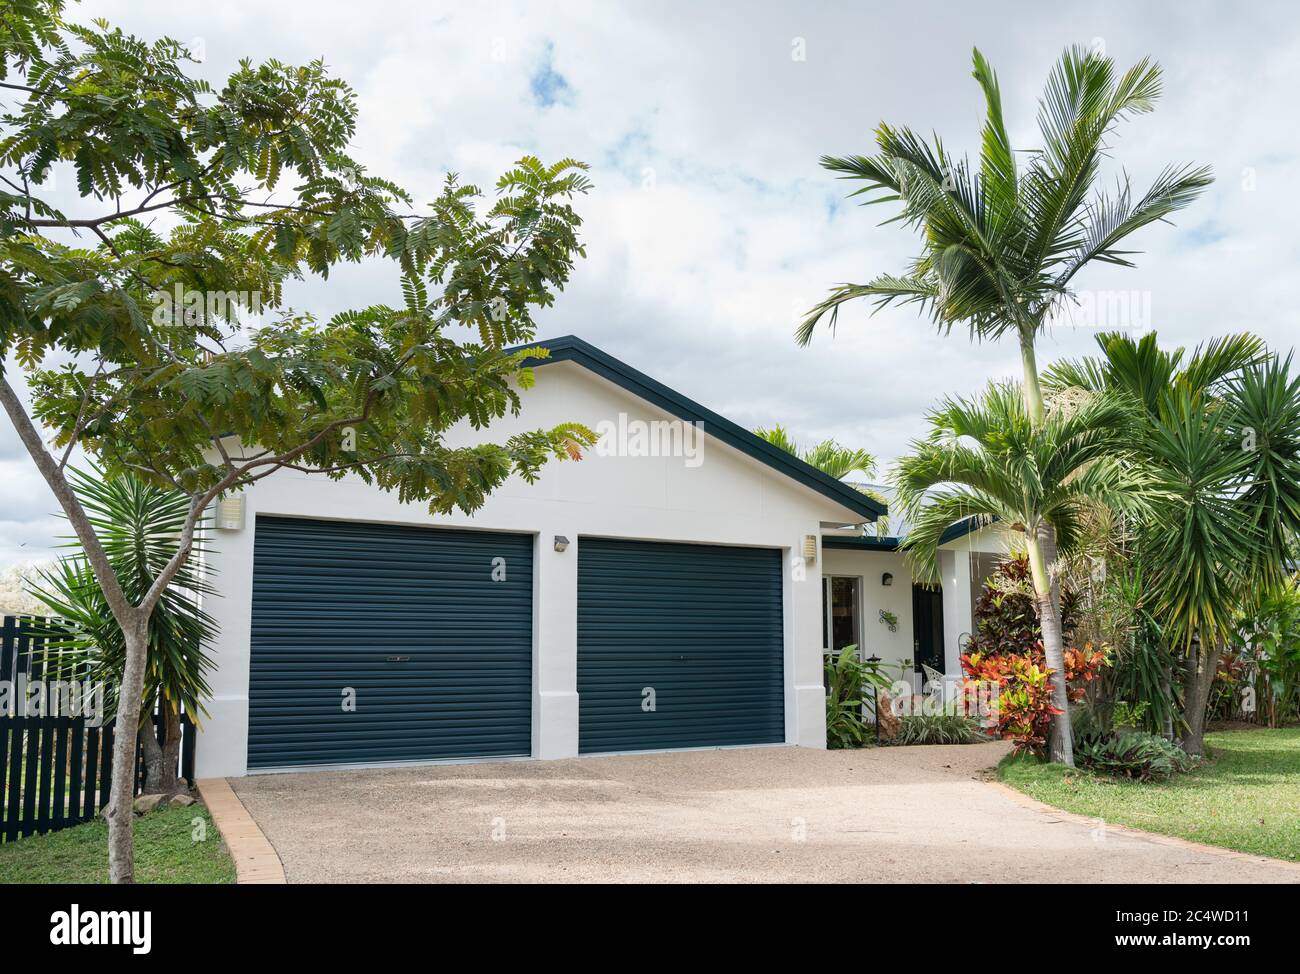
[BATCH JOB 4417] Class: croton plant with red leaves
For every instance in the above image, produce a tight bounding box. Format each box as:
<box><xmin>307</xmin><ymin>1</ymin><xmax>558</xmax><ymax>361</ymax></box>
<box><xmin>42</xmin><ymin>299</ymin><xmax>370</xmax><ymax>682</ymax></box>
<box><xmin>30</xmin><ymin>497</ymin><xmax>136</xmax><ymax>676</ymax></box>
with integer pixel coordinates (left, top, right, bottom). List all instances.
<box><xmin>962</xmin><ymin>645</ymin><xmax>1107</xmax><ymax>755</ymax></box>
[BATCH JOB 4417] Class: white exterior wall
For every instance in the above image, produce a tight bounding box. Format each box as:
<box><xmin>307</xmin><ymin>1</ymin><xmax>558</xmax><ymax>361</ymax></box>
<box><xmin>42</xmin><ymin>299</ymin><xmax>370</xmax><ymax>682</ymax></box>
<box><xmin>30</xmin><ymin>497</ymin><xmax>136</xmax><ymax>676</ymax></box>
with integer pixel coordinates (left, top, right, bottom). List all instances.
<box><xmin>940</xmin><ymin>525</ymin><xmax>1013</xmax><ymax>673</ymax></box>
<box><xmin>821</xmin><ymin>523</ymin><xmax>1013</xmax><ymax>681</ymax></box>
<box><xmin>196</xmin><ymin>361</ymin><xmax>862</xmax><ymax>777</ymax></box>
<box><xmin>820</xmin><ymin>548</ymin><xmax>914</xmax><ymax>678</ymax></box>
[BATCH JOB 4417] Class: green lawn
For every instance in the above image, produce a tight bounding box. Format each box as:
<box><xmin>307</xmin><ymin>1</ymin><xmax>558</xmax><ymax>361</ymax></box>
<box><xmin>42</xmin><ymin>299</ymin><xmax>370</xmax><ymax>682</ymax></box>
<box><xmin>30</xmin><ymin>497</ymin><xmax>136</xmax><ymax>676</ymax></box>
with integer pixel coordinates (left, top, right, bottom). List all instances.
<box><xmin>1000</xmin><ymin>728</ymin><xmax>1300</xmax><ymax>861</ymax></box>
<box><xmin>0</xmin><ymin>804</ymin><xmax>236</xmax><ymax>883</ymax></box>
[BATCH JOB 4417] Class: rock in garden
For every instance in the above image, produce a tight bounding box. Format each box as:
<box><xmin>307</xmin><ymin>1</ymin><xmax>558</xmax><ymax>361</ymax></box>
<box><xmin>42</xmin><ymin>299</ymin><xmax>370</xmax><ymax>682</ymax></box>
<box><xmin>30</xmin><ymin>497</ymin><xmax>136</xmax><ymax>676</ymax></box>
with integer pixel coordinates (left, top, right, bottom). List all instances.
<box><xmin>133</xmin><ymin>794</ymin><xmax>168</xmax><ymax>815</ymax></box>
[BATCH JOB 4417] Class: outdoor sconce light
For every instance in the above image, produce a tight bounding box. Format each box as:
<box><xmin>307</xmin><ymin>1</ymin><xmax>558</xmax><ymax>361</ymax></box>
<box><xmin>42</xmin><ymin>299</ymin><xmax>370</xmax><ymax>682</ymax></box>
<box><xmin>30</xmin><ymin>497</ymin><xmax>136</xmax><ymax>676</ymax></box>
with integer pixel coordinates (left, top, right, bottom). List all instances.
<box><xmin>882</xmin><ymin>572</ymin><xmax>893</xmax><ymax>586</ymax></box>
<box><xmin>803</xmin><ymin>535</ymin><xmax>817</xmax><ymax>564</ymax></box>
<box><xmin>214</xmin><ymin>494</ymin><xmax>245</xmax><ymax>531</ymax></box>
<box><xmin>554</xmin><ymin>535</ymin><xmax>570</xmax><ymax>553</ymax></box>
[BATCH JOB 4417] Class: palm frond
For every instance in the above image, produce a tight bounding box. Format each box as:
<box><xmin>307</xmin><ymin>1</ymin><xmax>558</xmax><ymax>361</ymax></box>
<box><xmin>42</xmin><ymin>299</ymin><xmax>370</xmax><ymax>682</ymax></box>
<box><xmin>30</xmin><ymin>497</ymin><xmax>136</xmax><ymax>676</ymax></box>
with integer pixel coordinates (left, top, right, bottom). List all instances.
<box><xmin>796</xmin><ymin>274</ymin><xmax>940</xmax><ymax>344</ymax></box>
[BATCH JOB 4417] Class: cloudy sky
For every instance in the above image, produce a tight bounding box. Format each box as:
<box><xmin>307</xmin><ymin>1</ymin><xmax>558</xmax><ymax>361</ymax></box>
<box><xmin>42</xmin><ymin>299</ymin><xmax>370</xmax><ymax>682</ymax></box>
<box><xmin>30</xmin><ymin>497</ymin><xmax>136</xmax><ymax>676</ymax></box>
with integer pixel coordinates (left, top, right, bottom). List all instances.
<box><xmin>3</xmin><ymin>0</ymin><xmax>1299</xmax><ymax>568</ymax></box>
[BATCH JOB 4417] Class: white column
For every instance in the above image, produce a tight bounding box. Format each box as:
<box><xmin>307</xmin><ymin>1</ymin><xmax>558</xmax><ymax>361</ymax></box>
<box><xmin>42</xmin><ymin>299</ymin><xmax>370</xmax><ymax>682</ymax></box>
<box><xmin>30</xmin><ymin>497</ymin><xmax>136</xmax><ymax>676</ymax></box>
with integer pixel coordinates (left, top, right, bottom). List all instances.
<box><xmin>533</xmin><ymin>527</ymin><xmax>579</xmax><ymax>758</ymax></box>
<box><xmin>789</xmin><ymin>533</ymin><xmax>827</xmax><ymax>748</ymax></box>
<box><xmin>194</xmin><ymin>510</ymin><xmax>255</xmax><ymax>778</ymax></box>
<box><xmin>940</xmin><ymin>548</ymin><xmax>972</xmax><ymax>675</ymax></box>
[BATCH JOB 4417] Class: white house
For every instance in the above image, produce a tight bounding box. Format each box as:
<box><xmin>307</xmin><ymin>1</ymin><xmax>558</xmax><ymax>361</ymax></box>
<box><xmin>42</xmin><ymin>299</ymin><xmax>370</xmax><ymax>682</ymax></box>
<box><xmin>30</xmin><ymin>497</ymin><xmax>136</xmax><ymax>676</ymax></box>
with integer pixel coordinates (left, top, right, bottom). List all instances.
<box><xmin>195</xmin><ymin>336</ymin><xmax>1009</xmax><ymax>777</ymax></box>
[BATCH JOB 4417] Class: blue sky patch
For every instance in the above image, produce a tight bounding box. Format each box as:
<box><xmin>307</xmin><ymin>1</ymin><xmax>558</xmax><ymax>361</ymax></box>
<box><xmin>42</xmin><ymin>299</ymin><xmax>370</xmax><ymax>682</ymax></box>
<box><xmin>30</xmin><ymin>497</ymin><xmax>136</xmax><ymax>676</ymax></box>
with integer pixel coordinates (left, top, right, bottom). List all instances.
<box><xmin>530</xmin><ymin>41</ymin><xmax>573</xmax><ymax>108</ymax></box>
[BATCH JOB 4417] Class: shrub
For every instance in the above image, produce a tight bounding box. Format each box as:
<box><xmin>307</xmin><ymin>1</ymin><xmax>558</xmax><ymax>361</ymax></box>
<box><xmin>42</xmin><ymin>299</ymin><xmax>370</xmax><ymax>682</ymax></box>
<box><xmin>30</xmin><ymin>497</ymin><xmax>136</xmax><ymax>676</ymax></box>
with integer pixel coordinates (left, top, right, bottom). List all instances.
<box><xmin>959</xmin><ymin>555</ymin><xmax>1105</xmax><ymax>755</ymax></box>
<box><xmin>964</xmin><ymin>556</ymin><xmax>1079</xmax><ymax>657</ymax></box>
<box><xmin>962</xmin><ymin>646</ymin><xmax>1107</xmax><ymax>755</ymax></box>
<box><xmin>824</xmin><ymin>645</ymin><xmax>889</xmax><ymax>749</ymax></box>
<box><xmin>1075</xmin><ymin>731</ymin><xmax>1193</xmax><ymax>781</ymax></box>
<box><xmin>894</xmin><ymin>713</ymin><xmax>986</xmax><ymax>745</ymax></box>
<box><xmin>1231</xmin><ymin>581</ymin><xmax>1300</xmax><ymax>727</ymax></box>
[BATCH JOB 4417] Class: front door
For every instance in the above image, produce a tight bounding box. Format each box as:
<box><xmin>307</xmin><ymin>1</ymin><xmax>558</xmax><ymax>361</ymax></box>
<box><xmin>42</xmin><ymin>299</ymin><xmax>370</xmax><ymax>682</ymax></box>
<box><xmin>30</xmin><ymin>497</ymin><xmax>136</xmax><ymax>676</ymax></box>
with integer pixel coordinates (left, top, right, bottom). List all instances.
<box><xmin>911</xmin><ymin>584</ymin><xmax>944</xmax><ymax>675</ymax></box>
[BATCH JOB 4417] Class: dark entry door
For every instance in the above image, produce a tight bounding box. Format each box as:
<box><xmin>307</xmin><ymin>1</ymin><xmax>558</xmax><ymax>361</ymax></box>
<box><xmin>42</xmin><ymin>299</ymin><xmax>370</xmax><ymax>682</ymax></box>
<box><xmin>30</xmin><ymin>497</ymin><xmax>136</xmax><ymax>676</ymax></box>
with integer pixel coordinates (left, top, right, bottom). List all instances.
<box><xmin>911</xmin><ymin>584</ymin><xmax>945</xmax><ymax>675</ymax></box>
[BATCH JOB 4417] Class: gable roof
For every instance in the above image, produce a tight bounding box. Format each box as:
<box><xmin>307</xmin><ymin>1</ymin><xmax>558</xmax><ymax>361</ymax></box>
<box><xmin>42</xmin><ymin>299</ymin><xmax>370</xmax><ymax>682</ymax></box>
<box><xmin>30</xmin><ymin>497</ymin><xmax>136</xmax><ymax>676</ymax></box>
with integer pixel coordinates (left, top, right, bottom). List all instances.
<box><xmin>514</xmin><ymin>335</ymin><xmax>886</xmax><ymax>521</ymax></box>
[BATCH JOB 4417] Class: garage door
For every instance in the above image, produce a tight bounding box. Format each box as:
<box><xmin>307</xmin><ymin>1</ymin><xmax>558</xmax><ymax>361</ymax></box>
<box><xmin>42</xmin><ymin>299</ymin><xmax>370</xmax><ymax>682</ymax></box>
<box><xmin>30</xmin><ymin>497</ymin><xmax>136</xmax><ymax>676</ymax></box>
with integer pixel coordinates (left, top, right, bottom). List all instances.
<box><xmin>577</xmin><ymin>538</ymin><xmax>785</xmax><ymax>754</ymax></box>
<box><xmin>248</xmin><ymin>516</ymin><xmax>533</xmax><ymax>769</ymax></box>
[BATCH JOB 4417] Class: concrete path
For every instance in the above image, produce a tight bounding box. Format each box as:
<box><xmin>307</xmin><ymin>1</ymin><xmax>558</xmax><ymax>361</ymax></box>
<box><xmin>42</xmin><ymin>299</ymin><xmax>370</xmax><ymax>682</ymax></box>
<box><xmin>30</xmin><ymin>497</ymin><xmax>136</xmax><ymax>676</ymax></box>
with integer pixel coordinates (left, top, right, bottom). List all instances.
<box><xmin>230</xmin><ymin>743</ymin><xmax>1299</xmax><ymax>883</ymax></box>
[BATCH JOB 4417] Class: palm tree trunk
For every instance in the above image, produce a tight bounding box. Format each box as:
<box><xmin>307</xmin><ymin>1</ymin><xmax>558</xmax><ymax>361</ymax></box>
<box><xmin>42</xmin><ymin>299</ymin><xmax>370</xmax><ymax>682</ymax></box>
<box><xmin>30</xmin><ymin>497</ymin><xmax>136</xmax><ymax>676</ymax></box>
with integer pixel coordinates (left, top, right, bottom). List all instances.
<box><xmin>138</xmin><ymin>719</ymin><xmax>164</xmax><ymax>793</ymax></box>
<box><xmin>1181</xmin><ymin>633</ymin><xmax>1222</xmax><ymax>758</ymax></box>
<box><xmin>1160</xmin><ymin>665</ymin><xmax>1175</xmax><ymax>740</ymax></box>
<box><xmin>1016</xmin><ymin>324</ymin><xmax>1073</xmax><ymax>764</ymax></box>
<box><xmin>1027</xmin><ymin>527</ymin><xmax>1075</xmax><ymax>766</ymax></box>
<box><xmin>1019</xmin><ymin>325</ymin><xmax>1046</xmax><ymax>426</ymax></box>
<box><xmin>158</xmin><ymin>702</ymin><xmax>183</xmax><ymax>794</ymax></box>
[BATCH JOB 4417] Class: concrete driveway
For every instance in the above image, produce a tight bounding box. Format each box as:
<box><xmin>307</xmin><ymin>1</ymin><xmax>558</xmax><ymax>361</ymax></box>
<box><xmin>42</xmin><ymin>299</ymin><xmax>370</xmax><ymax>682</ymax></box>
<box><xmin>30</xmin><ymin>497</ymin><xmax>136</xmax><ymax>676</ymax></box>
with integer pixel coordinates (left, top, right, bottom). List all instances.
<box><xmin>230</xmin><ymin>743</ymin><xmax>1298</xmax><ymax>883</ymax></box>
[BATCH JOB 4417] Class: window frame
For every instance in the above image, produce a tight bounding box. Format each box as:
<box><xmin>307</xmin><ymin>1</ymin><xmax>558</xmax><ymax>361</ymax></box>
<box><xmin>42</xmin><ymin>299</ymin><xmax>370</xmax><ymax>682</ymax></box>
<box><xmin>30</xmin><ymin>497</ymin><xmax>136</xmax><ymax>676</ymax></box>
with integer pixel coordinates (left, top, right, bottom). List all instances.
<box><xmin>822</xmin><ymin>574</ymin><xmax>864</xmax><ymax>656</ymax></box>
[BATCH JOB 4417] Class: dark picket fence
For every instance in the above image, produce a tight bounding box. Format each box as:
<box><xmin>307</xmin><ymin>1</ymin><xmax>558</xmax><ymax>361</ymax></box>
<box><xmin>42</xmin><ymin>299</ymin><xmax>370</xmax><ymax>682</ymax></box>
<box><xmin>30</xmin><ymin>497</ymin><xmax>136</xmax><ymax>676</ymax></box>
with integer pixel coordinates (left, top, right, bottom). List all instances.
<box><xmin>0</xmin><ymin>615</ymin><xmax>196</xmax><ymax>843</ymax></box>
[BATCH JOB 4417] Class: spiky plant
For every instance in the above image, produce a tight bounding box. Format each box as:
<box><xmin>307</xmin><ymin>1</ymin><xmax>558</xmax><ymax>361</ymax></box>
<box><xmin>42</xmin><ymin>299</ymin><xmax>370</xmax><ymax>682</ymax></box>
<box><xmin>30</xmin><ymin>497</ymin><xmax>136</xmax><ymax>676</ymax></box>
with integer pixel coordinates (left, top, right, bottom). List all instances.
<box><xmin>29</xmin><ymin>468</ymin><xmax>216</xmax><ymax>794</ymax></box>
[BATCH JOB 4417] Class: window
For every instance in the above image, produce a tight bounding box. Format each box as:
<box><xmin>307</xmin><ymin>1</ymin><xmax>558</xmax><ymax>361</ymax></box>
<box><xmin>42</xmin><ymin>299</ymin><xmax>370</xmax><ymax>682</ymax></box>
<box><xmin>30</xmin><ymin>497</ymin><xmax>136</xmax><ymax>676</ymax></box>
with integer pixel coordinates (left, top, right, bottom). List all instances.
<box><xmin>822</xmin><ymin>576</ymin><xmax>861</xmax><ymax>653</ymax></box>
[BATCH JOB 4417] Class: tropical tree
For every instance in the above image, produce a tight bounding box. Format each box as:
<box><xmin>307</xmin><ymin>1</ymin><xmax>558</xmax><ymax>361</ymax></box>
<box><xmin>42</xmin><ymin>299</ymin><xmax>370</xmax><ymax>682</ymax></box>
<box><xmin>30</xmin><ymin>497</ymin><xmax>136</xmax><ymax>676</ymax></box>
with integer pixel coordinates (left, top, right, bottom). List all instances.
<box><xmin>892</xmin><ymin>381</ymin><xmax>1154</xmax><ymax>764</ymax></box>
<box><xmin>1044</xmin><ymin>331</ymin><xmax>1300</xmax><ymax>754</ymax></box>
<box><xmin>1235</xmin><ymin>580</ymin><xmax>1300</xmax><ymax>729</ymax></box>
<box><xmin>754</xmin><ymin>424</ymin><xmax>889</xmax><ymax>532</ymax></box>
<box><xmin>28</xmin><ymin>468</ymin><xmax>216</xmax><ymax>795</ymax></box>
<box><xmin>753</xmin><ymin>424</ymin><xmax>876</xmax><ymax>481</ymax></box>
<box><xmin>797</xmin><ymin>44</ymin><xmax>1210</xmax><ymax>762</ymax></box>
<box><xmin>0</xmin><ymin>2</ymin><xmax>593</xmax><ymax>880</ymax></box>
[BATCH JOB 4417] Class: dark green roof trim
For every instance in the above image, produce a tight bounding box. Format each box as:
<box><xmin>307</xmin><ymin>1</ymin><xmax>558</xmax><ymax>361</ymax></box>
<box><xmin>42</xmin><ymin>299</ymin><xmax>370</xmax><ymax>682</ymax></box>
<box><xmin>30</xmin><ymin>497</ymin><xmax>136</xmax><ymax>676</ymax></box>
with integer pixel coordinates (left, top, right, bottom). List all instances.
<box><xmin>514</xmin><ymin>336</ymin><xmax>886</xmax><ymax>521</ymax></box>
<box><xmin>938</xmin><ymin>517</ymin><xmax>990</xmax><ymax>545</ymax></box>
<box><xmin>821</xmin><ymin>516</ymin><xmax>988</xmax><ymax>552</ymax></box>
<box><xmin>822</xmin><ymin>535</ymin><xmax>902</xmax><ymax>551</ymax></box>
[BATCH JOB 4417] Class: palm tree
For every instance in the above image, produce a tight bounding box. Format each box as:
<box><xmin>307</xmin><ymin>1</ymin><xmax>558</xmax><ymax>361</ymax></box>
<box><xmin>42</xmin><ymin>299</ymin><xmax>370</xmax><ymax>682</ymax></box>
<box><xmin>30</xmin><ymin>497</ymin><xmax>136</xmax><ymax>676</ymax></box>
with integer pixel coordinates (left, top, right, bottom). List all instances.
<box><xmin>798</xmin><ymin>45</ymin><xmax>1210</xmax><ymax>426</ymax></box>
<box><xmin>29</xmin><ymin>469</ymin><xmax>217</xmax><ymax>794</ymax></box>
<box><xmin>754</xmin><ymin>425</ymin><xmax>890</xmax><ymax>534</ymax></box>
<box><xmin>753</xmin><ymin>424</ymin><xmax>877</xmax><ymax>481</ymax></box>
<box><xmin>1043</xmin><ymin>332</ymin><xmax>1300</xmax><ymax>754</ymax></box>
<box><xmin>893</xmin><ymin>382</ymin><xmax>1153</xmax><ymax>764</ymax></box>
<box><xmin>797</xmin><ymin>44</ymin><xmax>1210</xmax><ymax>762</ymax></box>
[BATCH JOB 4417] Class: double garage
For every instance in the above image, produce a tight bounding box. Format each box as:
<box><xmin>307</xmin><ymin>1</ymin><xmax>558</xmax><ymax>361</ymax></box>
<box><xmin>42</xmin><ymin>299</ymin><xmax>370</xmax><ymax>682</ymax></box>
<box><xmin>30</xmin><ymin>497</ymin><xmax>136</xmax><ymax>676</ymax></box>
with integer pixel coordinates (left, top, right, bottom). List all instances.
<box><xmin>245</xmin><ymin>515</ymin><xmax>786</xmax><ymax>770</ymax></box>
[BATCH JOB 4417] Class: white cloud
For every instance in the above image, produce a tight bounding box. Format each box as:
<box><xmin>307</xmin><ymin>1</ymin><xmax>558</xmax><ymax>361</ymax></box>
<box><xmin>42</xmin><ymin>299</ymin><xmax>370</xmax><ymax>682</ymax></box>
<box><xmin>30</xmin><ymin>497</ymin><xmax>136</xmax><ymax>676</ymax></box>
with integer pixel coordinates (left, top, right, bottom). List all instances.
<box><xmin>4</xmin><ymin>0</ymin><xmax>1300</xmax><ymax>566</ymax></box>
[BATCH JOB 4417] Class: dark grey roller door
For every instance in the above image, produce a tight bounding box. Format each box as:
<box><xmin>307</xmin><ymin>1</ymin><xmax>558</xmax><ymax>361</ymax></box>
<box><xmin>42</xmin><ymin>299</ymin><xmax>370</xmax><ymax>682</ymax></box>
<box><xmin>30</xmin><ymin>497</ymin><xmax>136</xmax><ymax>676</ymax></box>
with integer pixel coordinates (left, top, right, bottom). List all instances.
<box><xmin>248</xmin><ymin>516</ymin><xmax>533</xmax><ymax>769</ymax></box>
<box><xmin>577</xmin><ymin>537</ymin><xmax>785</xmax><ymax>754</ymax></box>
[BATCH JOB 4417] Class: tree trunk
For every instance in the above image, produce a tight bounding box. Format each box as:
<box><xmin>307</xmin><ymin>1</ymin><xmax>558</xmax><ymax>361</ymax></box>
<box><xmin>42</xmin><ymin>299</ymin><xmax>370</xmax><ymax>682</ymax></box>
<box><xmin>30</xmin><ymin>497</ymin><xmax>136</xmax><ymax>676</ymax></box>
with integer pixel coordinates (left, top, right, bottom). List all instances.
<box><xmin>1018</xmin><ymin>326</ymin><xmax>1046</xmax><ymax>426</ymax></box>
<box><xmin>106</xmin><ymin>618</ymin><xmax>151</xmax><ymax>884</ymax></box>
<box><xmin>1181</xmin><ymin>634</ymin><xmax>1222</xmax><ymax>758</ymax></box>
<box><xmin>138</xmin><ymin>718</ymin><xmax>164</xmax><ymax>793</ymax></box>
<box><xmin>1028</xmin><ymin>527</ymin><xmax>1074</xmax><ymax>766</ymax></box>
<box><xmin>158</xmin><ymin>702</ymin><xmax>183</xmax><ymax>794</ymax></box>
<box><xmin>1</xmin><ymin>373</ymin><xmax>149</xmax><ymax>881</ymax></box>
<box><xmin>1160</xmin><ymin>665</ymin><xmax>1175</xmax><ymax>740</ymax></box>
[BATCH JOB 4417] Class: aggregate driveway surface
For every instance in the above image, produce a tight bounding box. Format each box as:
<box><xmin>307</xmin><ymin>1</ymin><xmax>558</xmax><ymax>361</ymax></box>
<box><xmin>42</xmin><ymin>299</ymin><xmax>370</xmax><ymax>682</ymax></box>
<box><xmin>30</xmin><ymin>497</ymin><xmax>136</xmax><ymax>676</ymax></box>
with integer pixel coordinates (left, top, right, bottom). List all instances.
<box><xmin>230</xmin><ymin>743</ymin><xmax>1298</xmax><ymax>883</ymax></box>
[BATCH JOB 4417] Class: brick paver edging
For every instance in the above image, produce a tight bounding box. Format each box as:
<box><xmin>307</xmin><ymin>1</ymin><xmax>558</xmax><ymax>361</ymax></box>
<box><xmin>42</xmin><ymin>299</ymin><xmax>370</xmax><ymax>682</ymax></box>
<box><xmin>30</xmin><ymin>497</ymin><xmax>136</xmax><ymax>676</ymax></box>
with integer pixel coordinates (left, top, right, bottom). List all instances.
<box><xmin>196</xmin><ymin>777</ymin><xmax>287</xmax><ymax>884</ymax></box>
